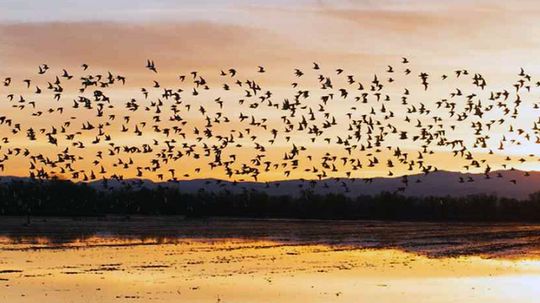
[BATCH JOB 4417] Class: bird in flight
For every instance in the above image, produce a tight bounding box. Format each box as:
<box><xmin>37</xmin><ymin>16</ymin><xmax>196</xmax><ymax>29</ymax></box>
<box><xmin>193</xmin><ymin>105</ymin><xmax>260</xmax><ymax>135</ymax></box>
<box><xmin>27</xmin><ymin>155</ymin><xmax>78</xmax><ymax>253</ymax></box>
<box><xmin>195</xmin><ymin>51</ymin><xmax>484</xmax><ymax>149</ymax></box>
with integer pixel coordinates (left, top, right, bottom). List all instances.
<box><xmin>0</xmin><ymin>58</ymin><xmax>534</xmax><ymax>193</ymax></box>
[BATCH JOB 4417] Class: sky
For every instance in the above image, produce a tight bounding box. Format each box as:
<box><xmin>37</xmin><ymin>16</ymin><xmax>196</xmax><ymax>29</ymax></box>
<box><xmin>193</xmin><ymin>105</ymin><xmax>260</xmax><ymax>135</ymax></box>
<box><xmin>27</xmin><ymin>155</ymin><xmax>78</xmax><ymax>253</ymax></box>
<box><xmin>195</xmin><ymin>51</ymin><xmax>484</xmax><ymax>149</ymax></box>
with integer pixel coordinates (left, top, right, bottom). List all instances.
<box><xmin>1</xmin><ymin>0</ymin><xmax>540</xmax><ymax>181</ymax></box>
<box><xmin>3</xmin><ymin>0</ymin><xmax>540</xmax><ymax>72</ymax></box>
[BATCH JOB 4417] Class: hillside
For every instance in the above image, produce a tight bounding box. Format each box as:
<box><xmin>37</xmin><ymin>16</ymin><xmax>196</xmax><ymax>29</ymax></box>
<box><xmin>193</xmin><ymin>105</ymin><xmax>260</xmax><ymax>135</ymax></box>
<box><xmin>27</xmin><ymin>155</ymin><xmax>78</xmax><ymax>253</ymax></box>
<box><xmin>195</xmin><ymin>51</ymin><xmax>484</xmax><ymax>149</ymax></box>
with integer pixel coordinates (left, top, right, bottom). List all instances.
<box><xmin>84</xmin><ymin>170</ymin><xmax>540</xmax><ymax>200</ymax></box>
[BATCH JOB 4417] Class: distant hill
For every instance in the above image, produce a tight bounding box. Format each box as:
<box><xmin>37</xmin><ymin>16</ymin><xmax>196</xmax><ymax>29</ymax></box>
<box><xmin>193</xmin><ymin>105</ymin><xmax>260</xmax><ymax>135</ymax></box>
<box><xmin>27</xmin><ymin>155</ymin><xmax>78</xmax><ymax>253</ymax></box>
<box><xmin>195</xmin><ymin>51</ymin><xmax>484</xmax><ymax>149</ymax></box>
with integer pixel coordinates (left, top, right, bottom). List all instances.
<box><xmin>2</xmin><ymin>170</ymin><xmax>540</xmax><ymax>220</ymax></box>
<box><xmin>79</xmin><ymin>170</ymin><xmax>540</xmax><ymax>200</ymax></box>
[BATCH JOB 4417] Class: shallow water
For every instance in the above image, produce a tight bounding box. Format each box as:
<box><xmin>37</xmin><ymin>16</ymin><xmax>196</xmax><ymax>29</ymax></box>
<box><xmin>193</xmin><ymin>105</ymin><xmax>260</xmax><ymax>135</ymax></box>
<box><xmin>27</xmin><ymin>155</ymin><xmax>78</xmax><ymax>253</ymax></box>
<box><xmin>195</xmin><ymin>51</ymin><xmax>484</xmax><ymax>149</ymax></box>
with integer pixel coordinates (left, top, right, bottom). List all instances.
<box><xmin>2</xmin><ymin>216</ymin><xmax>540</xmax><ymax>258</ymax></box>
<box><xmin>1</xmin><ymin>217</ymin><xmax>540</xmax><ymax>302</ymax></box>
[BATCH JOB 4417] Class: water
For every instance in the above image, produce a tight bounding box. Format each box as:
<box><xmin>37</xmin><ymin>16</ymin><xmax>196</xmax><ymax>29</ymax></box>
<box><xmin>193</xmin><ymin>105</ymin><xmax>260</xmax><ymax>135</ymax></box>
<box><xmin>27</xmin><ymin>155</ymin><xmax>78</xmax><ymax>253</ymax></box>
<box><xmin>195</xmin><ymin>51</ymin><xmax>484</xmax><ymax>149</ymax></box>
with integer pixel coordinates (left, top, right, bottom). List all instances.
<box><xmin>2</xmin><ymin>216</ymin><xmax>540</xmax><ymax>258</ymax></box>
<box><xmin>1</xmin><ymin>217</ymin><xmax>540</xmax><ymax>302</ymax></box>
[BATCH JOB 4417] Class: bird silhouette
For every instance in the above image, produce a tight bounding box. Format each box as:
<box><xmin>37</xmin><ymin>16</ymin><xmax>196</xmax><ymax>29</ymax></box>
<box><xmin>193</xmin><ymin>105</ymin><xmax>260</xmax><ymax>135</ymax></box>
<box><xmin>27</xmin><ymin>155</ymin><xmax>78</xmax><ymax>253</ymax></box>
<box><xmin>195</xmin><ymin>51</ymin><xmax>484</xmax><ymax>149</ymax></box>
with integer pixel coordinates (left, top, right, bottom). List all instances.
<box><xmin>0</xmin><ymin>57</ymin><xmax>534</xmax><ymax>195</ymax></box>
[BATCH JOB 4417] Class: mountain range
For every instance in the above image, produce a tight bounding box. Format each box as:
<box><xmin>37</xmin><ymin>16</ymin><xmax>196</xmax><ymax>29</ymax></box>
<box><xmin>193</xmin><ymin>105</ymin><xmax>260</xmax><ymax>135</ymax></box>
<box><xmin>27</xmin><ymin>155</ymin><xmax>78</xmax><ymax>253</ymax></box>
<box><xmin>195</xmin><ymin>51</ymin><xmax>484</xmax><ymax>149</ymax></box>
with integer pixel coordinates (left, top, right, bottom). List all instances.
<box><xmin>88</xmin><ymin>170</ymin><xmax>540</xmax><ymax>200</ymax></box>
<box><xmin>1</xmin><ymin>170</ymin><xmax>538</xmax><ymax>199</ymax></box>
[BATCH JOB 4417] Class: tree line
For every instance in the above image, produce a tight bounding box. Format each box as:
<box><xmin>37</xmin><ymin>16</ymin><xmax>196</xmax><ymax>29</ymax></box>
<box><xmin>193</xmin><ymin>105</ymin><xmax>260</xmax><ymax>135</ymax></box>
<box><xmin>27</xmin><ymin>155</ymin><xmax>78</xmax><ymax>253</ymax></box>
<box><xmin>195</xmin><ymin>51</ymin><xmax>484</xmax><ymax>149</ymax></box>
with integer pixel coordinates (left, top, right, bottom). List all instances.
<box><xmin>1</xmin><ymin>179</ymin><xmax>540</xmax><ymax>221</ymax></box>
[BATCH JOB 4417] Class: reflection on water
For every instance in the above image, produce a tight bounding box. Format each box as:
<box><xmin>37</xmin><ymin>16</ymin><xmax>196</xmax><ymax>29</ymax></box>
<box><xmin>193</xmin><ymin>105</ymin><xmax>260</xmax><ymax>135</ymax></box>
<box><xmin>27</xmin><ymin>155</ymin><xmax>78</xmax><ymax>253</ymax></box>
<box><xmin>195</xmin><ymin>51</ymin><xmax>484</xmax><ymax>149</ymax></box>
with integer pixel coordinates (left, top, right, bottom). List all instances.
<box><xmin>1</xmin><ymin>217</ymin><xmax>540</xmax><ymax>302</ymax></box>
<box><xmin>1</xmin><ymin>216</ymin><xmax>540</xmax><ymax>257</ymax></box>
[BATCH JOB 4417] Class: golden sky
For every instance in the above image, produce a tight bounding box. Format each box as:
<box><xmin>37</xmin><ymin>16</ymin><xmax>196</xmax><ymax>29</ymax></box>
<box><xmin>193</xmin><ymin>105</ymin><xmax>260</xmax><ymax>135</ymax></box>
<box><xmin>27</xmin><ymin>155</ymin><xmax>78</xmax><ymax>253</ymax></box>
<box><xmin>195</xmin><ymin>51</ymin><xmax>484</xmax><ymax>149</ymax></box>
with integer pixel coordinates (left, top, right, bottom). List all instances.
<box><xmin>1</xmin><ymin>0</ymin><xmax>540</xmax><ymax>181</ymax></box>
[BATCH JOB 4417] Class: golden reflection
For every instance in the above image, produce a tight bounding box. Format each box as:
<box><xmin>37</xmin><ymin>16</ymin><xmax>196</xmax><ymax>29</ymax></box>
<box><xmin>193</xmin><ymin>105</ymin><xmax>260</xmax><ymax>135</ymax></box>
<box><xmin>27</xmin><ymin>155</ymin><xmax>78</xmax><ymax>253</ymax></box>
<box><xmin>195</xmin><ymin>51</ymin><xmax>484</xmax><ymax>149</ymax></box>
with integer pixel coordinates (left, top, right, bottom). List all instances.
<box><xmin>1</xmin><ymin>238</ymin><xmax>540</xmax><ymax>302</ymax></box>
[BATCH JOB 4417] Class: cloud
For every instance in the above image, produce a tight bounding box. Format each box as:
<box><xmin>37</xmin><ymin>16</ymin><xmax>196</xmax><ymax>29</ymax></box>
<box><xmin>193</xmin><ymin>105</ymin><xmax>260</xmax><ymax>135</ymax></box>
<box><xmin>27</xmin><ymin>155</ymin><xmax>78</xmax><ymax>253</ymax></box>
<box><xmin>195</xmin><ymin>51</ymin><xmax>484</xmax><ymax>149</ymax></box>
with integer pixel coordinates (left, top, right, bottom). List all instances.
<box><xmin>0</xmin><ymin>21</ymin><xmax>290</xmax><ymax>73</ymax></box>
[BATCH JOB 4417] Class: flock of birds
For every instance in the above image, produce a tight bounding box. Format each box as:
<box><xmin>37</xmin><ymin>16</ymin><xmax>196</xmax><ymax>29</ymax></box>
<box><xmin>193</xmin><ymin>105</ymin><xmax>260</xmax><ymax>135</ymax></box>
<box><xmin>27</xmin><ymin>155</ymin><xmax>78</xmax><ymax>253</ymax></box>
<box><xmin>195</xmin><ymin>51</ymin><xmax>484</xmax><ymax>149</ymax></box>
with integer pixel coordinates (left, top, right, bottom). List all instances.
<box><xmin>1</xmin><ymin>58</ymin><xmax>539</xmax><ymax>191</ymax></box>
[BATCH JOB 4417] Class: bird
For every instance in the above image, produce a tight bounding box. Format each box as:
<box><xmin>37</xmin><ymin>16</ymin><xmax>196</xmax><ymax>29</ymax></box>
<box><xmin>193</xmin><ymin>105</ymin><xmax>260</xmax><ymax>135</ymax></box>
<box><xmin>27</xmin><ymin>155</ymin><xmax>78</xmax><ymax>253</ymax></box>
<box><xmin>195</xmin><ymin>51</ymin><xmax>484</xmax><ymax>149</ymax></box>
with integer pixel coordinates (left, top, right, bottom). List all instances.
<box><xmin>0</xmin><ymin>57</ymin><xmax>532</xmax><ymax>198</ymax></box>
<box><xmin>146</xmin><ymin>60</ymin><xmax>157</xmax><ymax>73</ymax></box>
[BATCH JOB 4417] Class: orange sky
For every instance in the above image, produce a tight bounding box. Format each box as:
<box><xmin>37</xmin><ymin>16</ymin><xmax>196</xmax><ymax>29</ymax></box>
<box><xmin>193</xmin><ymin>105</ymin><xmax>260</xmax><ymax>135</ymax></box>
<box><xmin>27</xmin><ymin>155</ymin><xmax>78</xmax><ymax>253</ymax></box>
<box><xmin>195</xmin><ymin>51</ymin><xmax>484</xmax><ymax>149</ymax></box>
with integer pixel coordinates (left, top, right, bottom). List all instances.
<box><xmin>1</xmin><ymin>1</ymin><xmax>540</xmax><ymax>182</ymax></box>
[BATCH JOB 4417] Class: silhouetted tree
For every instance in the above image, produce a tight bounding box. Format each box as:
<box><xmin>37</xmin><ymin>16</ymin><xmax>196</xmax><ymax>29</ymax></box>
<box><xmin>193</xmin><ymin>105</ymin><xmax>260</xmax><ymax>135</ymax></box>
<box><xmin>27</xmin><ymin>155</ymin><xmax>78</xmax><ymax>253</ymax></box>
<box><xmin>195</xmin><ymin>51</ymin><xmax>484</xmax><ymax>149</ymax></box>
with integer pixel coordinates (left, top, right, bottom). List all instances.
<box><xmin>0</xmin><ymin>179</ymin><xmax>539</xmax><ymax>221</ymax></box>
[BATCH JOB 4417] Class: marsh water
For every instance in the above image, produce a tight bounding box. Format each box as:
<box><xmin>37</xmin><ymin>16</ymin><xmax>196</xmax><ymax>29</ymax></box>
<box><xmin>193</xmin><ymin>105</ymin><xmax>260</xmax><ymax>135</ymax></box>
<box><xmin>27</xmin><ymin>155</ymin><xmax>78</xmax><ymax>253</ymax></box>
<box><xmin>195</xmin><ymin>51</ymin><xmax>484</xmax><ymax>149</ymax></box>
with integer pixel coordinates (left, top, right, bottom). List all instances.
<box><xmin>1</xmin><ymin>217</ymin><xmax>540</xmax><ymax>302</ymax></box>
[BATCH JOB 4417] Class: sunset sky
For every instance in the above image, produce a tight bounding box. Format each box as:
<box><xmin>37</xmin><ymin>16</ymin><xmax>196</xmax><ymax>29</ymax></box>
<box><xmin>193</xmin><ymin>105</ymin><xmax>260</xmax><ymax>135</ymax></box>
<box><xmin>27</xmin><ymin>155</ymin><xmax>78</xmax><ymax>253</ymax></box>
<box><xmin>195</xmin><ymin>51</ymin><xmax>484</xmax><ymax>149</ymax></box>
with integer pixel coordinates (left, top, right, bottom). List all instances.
<box><xmin>2</xmin><ymin>0</ymin><xmax>540</xmax><ymax>181</ymax></box>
